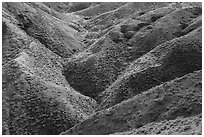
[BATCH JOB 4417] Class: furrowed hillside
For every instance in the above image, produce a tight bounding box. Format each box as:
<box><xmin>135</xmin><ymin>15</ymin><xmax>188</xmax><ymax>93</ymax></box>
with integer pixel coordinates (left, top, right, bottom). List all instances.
<box><xmin>62</xmin><ymin>70</ymin><xmax>202</xmax><ymax>135</ymax></box>
<box><xmin>2</xmin><ymin>2</ymin><xmax>202</xmax><ymax>135</ymax></box>
<box><xmin>2</xmin><ymin>2</ymin><xmax>97</xmax><ymax>135</ymax></box>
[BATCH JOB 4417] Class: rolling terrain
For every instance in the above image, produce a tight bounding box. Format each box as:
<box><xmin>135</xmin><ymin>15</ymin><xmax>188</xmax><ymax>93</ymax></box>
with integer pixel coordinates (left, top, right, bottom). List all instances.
<box><xmin>2</xmin><ymin>2</ymin><xmax>202</xmax><ymax>135</ymax></box>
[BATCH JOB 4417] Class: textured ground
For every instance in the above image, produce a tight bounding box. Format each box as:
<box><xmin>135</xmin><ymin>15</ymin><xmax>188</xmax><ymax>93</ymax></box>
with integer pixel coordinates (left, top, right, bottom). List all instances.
<box><xmin>114</xmin><ymin>114</ymin><xmax>202</xmax><ymax>135</ymax></box>
<box><xmin>62</xmin><ymin>70</ymin><xmax>202</xmax><ymax>135</ymax></box>
<box><xmin>2</xmin><ymin>2</ymin><xmax>202</xmax><ymax>135</ymax></box>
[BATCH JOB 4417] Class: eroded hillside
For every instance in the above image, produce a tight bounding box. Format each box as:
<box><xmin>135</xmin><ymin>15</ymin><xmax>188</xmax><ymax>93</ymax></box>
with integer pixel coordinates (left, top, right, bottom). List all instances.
<box><xmin>2</xmin><ymin>2</ymin><xmax>202</xmax><ymax>135</ymax></box>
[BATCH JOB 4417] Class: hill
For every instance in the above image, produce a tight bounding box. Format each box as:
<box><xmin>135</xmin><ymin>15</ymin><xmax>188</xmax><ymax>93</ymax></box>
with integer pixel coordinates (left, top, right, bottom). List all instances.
<box><xmin>2</xmin><ymin>2</ymin><xmax>202</xmax><ymax>135</ymax></box>
<box><xmin>62</xmin><ymin>70</ymin><xmax>202</xmax><ymax>135</ymax></box>
<box><xmin>114</xmin><ymin>114</ymin><xmax>202</xmax><ymax>135</ymax></box>
<box><xmin>2</xmin><ymin>2</ymin><xmax>97</xmax><ymax>135</ymax></box>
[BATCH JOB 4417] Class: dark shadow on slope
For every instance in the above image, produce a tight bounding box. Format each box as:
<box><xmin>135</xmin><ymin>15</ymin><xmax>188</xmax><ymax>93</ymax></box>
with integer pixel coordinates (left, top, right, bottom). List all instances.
<box><xmin>97</xmin><ymin>26</ymin><xmax>202</xmax><ymax>111</ymax></box>
<box><xmin>61</xmin><ymin>70</ymin><xmax>202</xmax><ymax>135</ymax></box>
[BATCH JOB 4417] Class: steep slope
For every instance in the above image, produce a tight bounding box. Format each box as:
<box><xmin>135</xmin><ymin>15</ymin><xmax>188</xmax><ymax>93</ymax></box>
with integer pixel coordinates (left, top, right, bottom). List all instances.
<box><xmin>63</xmin><ymin>5</ymin><xmax>201</xmax><ymax>102</ymax></box>
<box><xmin>2</xmin><ymin>2</ymin><xmax>85</xmax><ymax>58</ymax></box>
<box><xmin>62</xmin><ymin>70</ymin><xmax>202</xmax><ymax>135</ymax></box>
<box><xmin>84</xmin><ymin>2</ymin><xmax>170</xmax><ymax>29</ymax></box>
<box><xmin>26</xmin><ymin>2</ymin><xmax>80</xmax><ymax>22</ymax></box>
<box><xmin>82</xmin><ymin>2</ymin><xmax>201</xmax><ymax>48</ymax></box>
<box><xmin>98</xmin><ymin>25</ymin><xmax>201</xmax><ymax>110</ymax></box>
<box><xmin>3</xmin><ymin>60</ymin><xmax>97</xmax><ymax>135</ymax></box>
<box><xmin>42</xmin><ymin>2</ymin><xmax>70</xmax><ymax>13</ymax></box>
<box><xmin>114</xmin><ymin>114</ymin><xmax>202</xmax><ymax>135</ymax></box>
<box><xmin>74</xmin><ymin>2</ymin><xmax>126</xmax><ymax>17</ymax></box>
<box><xmin>2</xmin><ymin>3</ymin><xmax>97</xmax><ymax>135</ymax></box>
<box><xmin>2</xmin><ymin>2</ymin><xmax>202</xmax><ymax>135</ymax></box>
<box><xmin>66</xmin><ymin>2</ymin><xmax>93</xmax><ymax>13</ymax></box>
<box><xmin>81</xmin><ymin>2</ymin><xmax>170</xmax><ymax>44</ymax></box>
